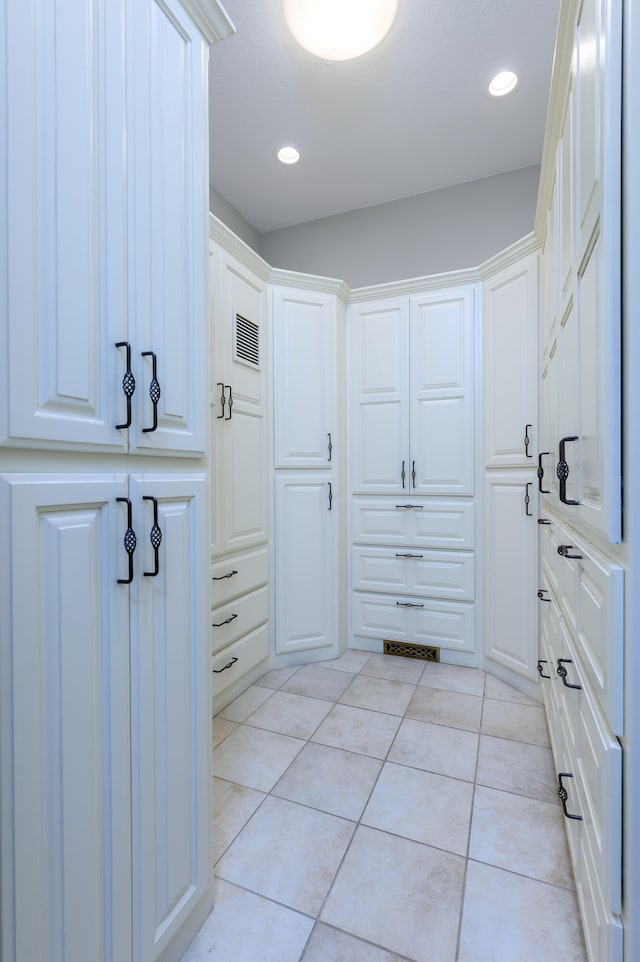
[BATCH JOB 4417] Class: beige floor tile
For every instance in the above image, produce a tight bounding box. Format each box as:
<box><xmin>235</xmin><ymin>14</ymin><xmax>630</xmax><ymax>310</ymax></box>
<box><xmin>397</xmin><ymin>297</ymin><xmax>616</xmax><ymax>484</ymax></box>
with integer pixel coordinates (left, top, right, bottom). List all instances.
<box><xmin>312</xmin><ymin>703</ymin><xmax>401</xmax><ymax>758</ymax></box>
<box><xmin>301</xmin><ymin>923</ymin><xmax>409</xmax><ymax>962</ymax></box>
<box><xmin>339</xmin><ymin>674</ymin><xmax>415</xmax><ymax>716</ymax></box>
<box><xmin>218</xmin><ymin>684</ymin><xmax>273</xmax><ymax>722</ymax></box>
<box><xmin>484</xmin><ymin>674</ymin><xmax>541</xmax><ymax>707</ymax></box>
<box><xmin>179</xmin><ymin>879</ymin><xmax>313</xmax><ymax>962</ymax></box>
<box><xmin>476</xmin><ymin>734</ymin><xmax>558</xmax><ymax>803</ymax></box>
<box><xmin>362</xmin><ymin>762</ymin><xmax>473</xmax><ymax>856</ymax></box>
<box><xmin>360</xmin><ymin>652</ymin><xmax>425</xmax><ymax>684</ymax></box>
<box><xmin>321</xmin><ymin>826</ymin><xmax>465</xmax><ymax>962</ymax></box>
<box><xmin>458</xmin><ymin>861</ymin><xmax>587</xmax><ymax>962</ymax></box>
<box><xmin>481</xmin><ymin>698</ymin><xmax>550</xmax><ymax>747</ymax></box>
<box><xmin>419</xmin><ymin>662</ymin><xmax>486</xmax><ymax>696</ymax></box>
<box><xmin>389</xmin><ymin>717</ymin><xmax>479</xmax><ymax>782</ymax></box>
<box><xmin>212</xmin><ymin>716</ymin><xmax>237</xmax><ymax>748</ymax></box>
<box><xmin>319</xmin><ymin>650</ymin><xmax>374</xmax><ymax>673</ymax></box>
<box><xmin>245</xmin><ymin>690</ymin><xmax>332</xmax><ymax>739</ymax></box>
<box><xmin>406</xmin><ymin>686</ymin><xmax>483</xmax><ymax>731</ymax></box>
<box><xmin>273</xmin><ymin>742</ymin><xmax>382</xmax><ymax>820</ymax></box>
<box><xmin>217</xmin><ymin>796</ymin><xmax>355</xmax><ymax>916</ymax></box>
<box><xmin>283</xmin><ymin>664</ymin><xmax>356</xmax><ymax>701</ymax></box>
<box><xmin>212</xmin><ymin>725</ymin><xmax>304</xmax><ymax>791</ymax></box>
<box><xmin>254</xmin><ymin>666</ymin><xmax>301</xmax><ymax>689</ymax></box>
<box><xmin>469</xmin><ymin>785</ymin><xmax>575</xmax><ymax>888</ymax></box>
<box><xmin>212</xmin><ymin>777</ymin><xmax>265</xmax><ymax>863</ymax></box>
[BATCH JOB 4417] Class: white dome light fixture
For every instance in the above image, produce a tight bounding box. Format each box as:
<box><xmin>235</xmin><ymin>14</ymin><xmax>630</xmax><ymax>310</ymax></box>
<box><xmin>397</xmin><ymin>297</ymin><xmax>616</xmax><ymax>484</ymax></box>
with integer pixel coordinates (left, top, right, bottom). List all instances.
<box><xmin>277</xmin><ymin>145</ymin><xmax>301</xmax><ymax>165</ymax></box>
<box><xmin>283</xmin><ymin>0</ymin><xmax>399</xmax><ymax>62</ymax></box>
<box><xmin>489</xmin><ymin>70</ymin><xmax>519</xmax><ymax>97</ymax></box>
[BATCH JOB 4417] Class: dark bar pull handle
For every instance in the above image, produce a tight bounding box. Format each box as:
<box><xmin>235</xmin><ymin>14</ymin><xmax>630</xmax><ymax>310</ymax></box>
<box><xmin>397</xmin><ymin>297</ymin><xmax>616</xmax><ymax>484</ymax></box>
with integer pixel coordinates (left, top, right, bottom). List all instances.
<box><xmin>524</xmin><ymin>424</ymin><xmax>532</xmax><ymax>457</ymax></box>
<box><xmin>537</xmin><ymin>589</ymin><xmax>552</xmax><ymax>602</ymax></box>
<box><xmin>395</xmin><ymin>504</ymin><xmax>424</xmax><ymax>510</ymax></box>
<box><xmin>537</xmin><ymin>659</ymin><xmax>551</xmax><ymax>679</ymax></box>
<box><xmin>395</xmin><ymin>552</ymin><xmax>424</xmax><ymax>558</ymax></box>
<box><xmin>557</xmin><ymin>658</ymin><xmax>582</xmax><ymax>690</ymax></box>
<box><xmin>525</xmin><ymin>482</ymin><xmax>532</xmax><ymax>517</ymax></box>
<box><xmin>558</xmin><ymin>773</ymin><xmax>583</xmax><ymax>820</ymax></box>
<box><xmin>213</xmin><ymin>569</ymin><xmax>238</xmax><ymax>582</ymax></box>
<box><xmin>327</xmin><ymin>433</ymin><xmax>333</xmax><ymax>462</ymax></box>
<box><xmin>213</xmin><ymin>656</ymin><xmax>238</xmax><ymax>674</ymax></box>
<box><xmin>115</xmin><ymin>342</ymin><xmax>135</xmax><ymax>430</ymax></box>
<box><xmin>141</xmin><ymin>351</ymin><xmax>161</xmax><ymax>433</ymax></box>
<box><xmin>225</xmin><ymin>384</ymin><xmax>233</xmax><ymax>420</ymax></box>
<box><xmin>116</xmin><ymin>497</ymin><xmax>136</xmax><ymax>584</ymax></box>
<box><xmin>537</xmin><ymin>451</ymin><xmax>550</xmax><ymax>493</ymax></box>
<box><xmin>411</xmin><ymin>460</ymin><xmax>416</xmax><ymax>488</ymax></box>
<box><xmin>328</xmin><ymin>482</ymin><xmax>333</xmax><ymax>511</ymax></box>
<box><xmin>557</xmin><ymin>436</ymin><xmax>580</xmax><ymax>504</ymax></box>
<box><xmin>216</xmin><ymin>382</ymin><xmax>226</xmax><ymax>419</ymax></box>
<box><xmin>557</xmin><ymin>544</ymin><xmax>583</xmax><ymax>560</ymax></box>
<box><xmin>142</xmin><ymin>496</ymin><xmax>162</xmax><ymax>577</ymax></box>
<box><xmin>401</xmin><ymin>460</ymin><xmax>406</xmax><ymax>488</ymax></box>
<box><xmin>396</xmin><ymin>601</ymin><xmax>424</xmax><ymax>608</ymax></box>
<box><xmin>538</xmin><ymin>518</ymin><xmax>552</xmax><ymax>525</ymax></box>
<box><xmin>212</xmin><ymin>613</ymin><xmax>238</xmax><ymax>627</ymax></box>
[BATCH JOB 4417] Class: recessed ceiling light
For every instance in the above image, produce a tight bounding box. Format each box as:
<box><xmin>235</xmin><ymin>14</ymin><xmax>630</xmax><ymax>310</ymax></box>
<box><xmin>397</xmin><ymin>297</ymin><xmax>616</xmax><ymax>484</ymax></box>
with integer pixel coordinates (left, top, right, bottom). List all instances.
<box><xmin>489</xmin><ymin>70</ymin><xmax>518</xmax><ymax>97</ymax></box>
<box><xmin>277</xmin><ymin>145</ymin><xmax>300</xmax><ymax>165</ymax></box>
<box><xmin>283</xmin><ymin>0</ymin><xmax>398</xmax><ymax>62</ymax></box>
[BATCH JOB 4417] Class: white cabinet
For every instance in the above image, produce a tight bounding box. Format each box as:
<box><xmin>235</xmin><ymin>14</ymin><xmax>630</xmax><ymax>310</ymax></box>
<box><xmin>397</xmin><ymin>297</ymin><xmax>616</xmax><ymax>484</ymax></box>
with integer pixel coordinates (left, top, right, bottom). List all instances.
<box><xmin>350</xmin><ymin>286</ymin><xmax>475</xmax><ymax>496</ymax></box>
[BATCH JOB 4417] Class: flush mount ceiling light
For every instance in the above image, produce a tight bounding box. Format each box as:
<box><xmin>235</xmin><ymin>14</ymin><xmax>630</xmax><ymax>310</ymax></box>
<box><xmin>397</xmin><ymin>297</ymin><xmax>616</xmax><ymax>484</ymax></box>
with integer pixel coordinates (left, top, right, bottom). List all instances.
<box><xmin>276</xmin><ymin>145</ymin><xmax>301</xmax><ymax>164</ymax></box>
<box><xmin>489</xmin><ymin>70</ymin><xmax>519</xmax><ymax>97</ymax></box>
<box><xmin>283</xmin><ymin>0</ymin><xmax>399</xmax><ymax>61</ymax></box>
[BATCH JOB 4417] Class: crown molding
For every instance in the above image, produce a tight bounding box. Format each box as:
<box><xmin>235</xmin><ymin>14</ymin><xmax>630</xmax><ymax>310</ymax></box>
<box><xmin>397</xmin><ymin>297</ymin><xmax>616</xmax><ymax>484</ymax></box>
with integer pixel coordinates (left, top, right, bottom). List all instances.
<box><xmin>268</xmin><ymin>267</ymin><xmax>351</xmax><ymax>302</ymax></box>
<box><xmin>475</xmin><ymin>231</ymin><xmax>539</xmax><ymax>279</ymax></box>
<box><xmin>183</xmin><ymin>0</ymin><xmax>235</xmax><ymax>44</ymax></box>
<box><xmin>209</xmin><ymin>213</ymin><xmax>271</xmax><ymax>281</ymax></box>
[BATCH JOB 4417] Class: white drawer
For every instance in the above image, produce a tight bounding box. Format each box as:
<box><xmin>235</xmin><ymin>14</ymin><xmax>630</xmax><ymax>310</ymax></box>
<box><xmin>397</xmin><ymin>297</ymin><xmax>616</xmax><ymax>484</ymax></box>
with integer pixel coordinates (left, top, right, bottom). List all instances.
<box><xmin>211</xmin><ymin>547</ymin><xmax>268</xmax><ymax>608</ymax></box>
<box><xmin>211</xmin><ymin>585</ymin><xmax>269</xmax><ymax>655</ymax></box>
<box><xmin>352</xmin><ymin>591</ymin><xmax>474</xmax><ymax>653</ymax></box>
<box><xmin>351</xmin><ymin>498</ymin><xmax>474</xmax><ymax>549</ymax></box>
<box><xmin>211</xmin><ymin>623</ymin><xmax>269</xmax><ymax>698</ymax></box>
<box><xmin>351</xmin><ymin>545</ymin><xmax>474</xmax><ymax>601</ymax></box>
<box><xmin>576</xmin><ymin>819</ymin><xmax>624</xmax><ymax>962</ymax></box>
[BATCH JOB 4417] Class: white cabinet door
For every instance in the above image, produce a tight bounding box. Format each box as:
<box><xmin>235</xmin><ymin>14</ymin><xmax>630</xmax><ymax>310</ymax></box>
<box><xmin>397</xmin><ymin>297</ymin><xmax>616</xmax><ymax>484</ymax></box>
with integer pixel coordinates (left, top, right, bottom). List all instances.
<box><xmin>129</xmin><ymin>476</ymin><xmax>210</xmax><ymax>962</ymax></box>
<box><xmin>483</xmin><ymin>255</ymin><xmax>538</xmax><ymax>467</ymax></box>
<box><xmin>350</xmin><ymin>298</ymin><xmax>410</xmax><ymax>494</ymax></box>
<box><xmin>273</xmin><ymin>287</ymin><xmax>337</xmax><ymax>468</ymax></box>
<box><xmin>0</xmin><ymin>476</ymin><xmax>132</xmax><ymax>962</ymax></box>
<box><xmin>1</xmin><ymin>0</ymin><xmax>127</xmax><ymax>450</ymax></box>
<box><xmin>484</xmin><ymin>474</ymin><xmax>538</xmax><ymax>679</ymax></box>
<box><xmin>275</xmin><ymin>474</ymin><xmax>338</xmax><ymax>656</ymax></box>
<box><xmin>410</xmin><ymin>287</ymin><xmax>475</xmax><ymax>494</ymax></box>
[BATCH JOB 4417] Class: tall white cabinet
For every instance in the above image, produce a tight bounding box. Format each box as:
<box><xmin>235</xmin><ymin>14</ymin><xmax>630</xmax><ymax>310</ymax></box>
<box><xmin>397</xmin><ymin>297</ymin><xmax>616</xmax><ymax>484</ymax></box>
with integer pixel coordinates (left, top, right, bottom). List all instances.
<box><xmin>0</xmin><ymin>3</ymin><xmax>234</xmax><ymax>962</ymax></box>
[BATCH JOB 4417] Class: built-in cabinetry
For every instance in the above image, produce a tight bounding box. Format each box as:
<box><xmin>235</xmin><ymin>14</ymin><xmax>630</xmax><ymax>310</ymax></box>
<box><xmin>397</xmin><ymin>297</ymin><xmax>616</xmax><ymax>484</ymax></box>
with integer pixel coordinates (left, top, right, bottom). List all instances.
<box><xmin>0</xmin><ymin>3</ymin><xmax>234</xmax><ymax>961</ymax></box>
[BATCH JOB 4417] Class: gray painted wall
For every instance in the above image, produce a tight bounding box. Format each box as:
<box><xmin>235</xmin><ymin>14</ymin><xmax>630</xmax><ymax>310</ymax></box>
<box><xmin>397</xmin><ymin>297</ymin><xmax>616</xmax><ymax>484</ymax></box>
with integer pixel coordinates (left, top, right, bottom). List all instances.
<box><xmin>210</xmin><ymin>186</ymin><xmax>264</xmax><ymax>256</ymax></box>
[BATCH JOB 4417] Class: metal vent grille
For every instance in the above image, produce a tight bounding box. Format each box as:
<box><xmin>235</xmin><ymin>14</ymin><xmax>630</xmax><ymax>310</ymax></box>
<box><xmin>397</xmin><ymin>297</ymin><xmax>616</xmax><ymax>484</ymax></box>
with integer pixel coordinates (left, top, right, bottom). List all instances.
<box><xmin>235</xmin><ymin>313</ymin><xmax>260</xmax><ymax>366</ymax></box>
<box><xmin>383</xmin><ymin>640</ymin><xmax>441</xmax><ymax>662</ymax></box>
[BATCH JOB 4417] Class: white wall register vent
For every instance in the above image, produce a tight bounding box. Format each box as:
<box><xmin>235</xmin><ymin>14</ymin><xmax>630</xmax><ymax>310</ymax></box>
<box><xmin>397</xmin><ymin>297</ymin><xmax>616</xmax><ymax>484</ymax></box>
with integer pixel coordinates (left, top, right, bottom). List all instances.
<box><xmin>235</xmin><ymin>314</ymin><xmax>260</xmax><ymax>366</ymax></box>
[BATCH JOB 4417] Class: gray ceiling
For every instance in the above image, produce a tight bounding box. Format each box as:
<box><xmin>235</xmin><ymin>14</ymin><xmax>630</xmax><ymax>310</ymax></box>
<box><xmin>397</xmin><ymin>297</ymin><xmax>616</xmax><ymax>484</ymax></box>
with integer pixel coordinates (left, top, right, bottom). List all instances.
<box><xmin>209</xmin><ymin>0</ymin><xmax>561</xmax><ymax>234</ymax></box>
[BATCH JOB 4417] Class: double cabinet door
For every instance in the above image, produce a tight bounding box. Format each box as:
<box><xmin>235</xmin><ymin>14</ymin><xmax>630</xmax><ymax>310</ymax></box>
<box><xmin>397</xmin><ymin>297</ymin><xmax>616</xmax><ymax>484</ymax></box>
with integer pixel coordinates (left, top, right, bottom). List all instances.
<box><xmin>349</xmin><ymin>286</ymin><xmax>475</xmax><ymax>496</ymax></box>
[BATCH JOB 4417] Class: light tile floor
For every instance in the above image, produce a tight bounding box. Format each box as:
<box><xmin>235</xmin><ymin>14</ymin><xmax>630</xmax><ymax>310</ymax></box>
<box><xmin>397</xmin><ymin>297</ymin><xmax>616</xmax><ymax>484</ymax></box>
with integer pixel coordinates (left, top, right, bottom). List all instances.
<box><xmin>182</xmin><ymin>653</ymin><xmax>587</xmax><ymax>962</ymax></box>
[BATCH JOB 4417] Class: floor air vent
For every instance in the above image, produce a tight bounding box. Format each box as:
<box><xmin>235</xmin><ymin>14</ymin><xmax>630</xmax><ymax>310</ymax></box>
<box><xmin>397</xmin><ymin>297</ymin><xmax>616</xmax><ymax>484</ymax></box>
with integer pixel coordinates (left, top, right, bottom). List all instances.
<box><xmin>383</xmin><ymin>640</ymin><xmax>440</xmax><ymax>662</ymax></box>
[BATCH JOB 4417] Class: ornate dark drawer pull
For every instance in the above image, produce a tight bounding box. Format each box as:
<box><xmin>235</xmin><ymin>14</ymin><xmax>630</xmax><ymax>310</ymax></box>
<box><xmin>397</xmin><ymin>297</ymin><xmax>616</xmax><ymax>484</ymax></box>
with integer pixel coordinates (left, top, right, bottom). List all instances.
<box><xmin>142</xmin><ymin>496</ymin><xmax>162</xmax><ymax>577</ymax></box>
<box><xmin>557</xmin><ymin>544</ymin><xmax>583</xmax><ymax>560</ymax></box>
<box><xmin>396</xmin><ymin>601</ymin><xmax>424</xmax><ymax>608</ymax></box>
<box><xmin>537</xmin><ymin>589</ymin><xmax>552</xmax><ymax>602</ymax></box>
<box><xmin>328</xmin><ymin>482</ymin><xmax>333</xmax><ymax>511</ymax></box>
<box><xmin>538</xmin><ymin>518</ymin><xmax>552</xmax><ymax>525</ymax></box>
<box><xmin>401</xmin><ymin>460</ymin><xmax>406</xmax><ymax>488</ymax></box>
<box><xmin>557</xmin><ymin>436</ymin><xmax>580</xmax><ymax>505</ymax></box>
<box><xmin>411</xmin><ymin>460</ymin><xmax>416</xmax><ymax>488</ymax></box>
<box><xmin>537</xmin><ymin>659</ymin><xmax>551</xmax><ymax>678</ymax></box>
<box><xmin>115</xmin><ymin>341</ymin><xmax>136</xmax><ymax>430</ymax></box>
<box><xmin>395</xmin><ymin>552</ymin><xmax>424</xmax><ymax>558</ymax></box>
<box><xmin>213</xmin><ymin>656</ymin><xmax>238</xmax><ymax>674</ymax></box>
<box><xmin>524</xmin><ymin>424</ymin><xmax>532</xmax><ymax>457</ymax></box>
<box><xmin>116</xmin><ymin>497</ymin><xmax>136</xmax><ymax>584</ymax></box>
<box><xmin>225</xmin><ymin>384</ymin><xmax>233</xmax><ymax>421</ymax></box>
<box><xmin>327</xmin><ymin>432</ymin><xmax>333</xmax><ymax>462</ymax></box>
<box><xmin>217</xmin><ymin>382</ymin><xmax>226</xmax><ymax>419</ymax></box>
<box><xmin>537</xmin><ymin>452</ymin><xmax>550</xmax><ymax>493</ymax></box>
<box><xmin>556</xmin><ymin>658</ymin><xmax>582</xmax><ymax>690</ymax></box>
<box><xmin>524</xmin><ymin>482</ymin><xmax>532</xmax><ymax>517</ymax></box>
<box><xmin>212</xmin><ymin>569</ymin><xmax>238</xmax><ymax>581</ymax></box>
<box><xmin>212</xmin><ymin>613</ymin><xmax>238</xmax><ymax>627</ymax></box>
<box><xmin>141</xmin><ymin>351</ymin><xmax>161</xmax><ymax>433</ymax></box>
<box><xmin>395</xmin><ymin>504</ymin><xmax>424</xmax><ymax>510</ymax></box>
<box><xmin>557</xmin><ymin>773</ymin><xmax>583</xmax><ymax>820</ymax></box>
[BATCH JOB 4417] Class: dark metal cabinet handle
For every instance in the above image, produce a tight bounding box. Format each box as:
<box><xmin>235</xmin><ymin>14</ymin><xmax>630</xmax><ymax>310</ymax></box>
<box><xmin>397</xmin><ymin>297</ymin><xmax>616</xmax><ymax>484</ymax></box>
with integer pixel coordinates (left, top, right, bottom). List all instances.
<box><xmin>328</xmin><ymin>482</ymin><xmax>333</xmax><ymax>511</ymax></box>
<box><xmin>225</xmin><ymin>384</ymin><xmax>233</xmax><ymax>420</ymax></box>
<box><xmin>395</xmin><ymin>552</ymin><xmax>424</xmax><ymax>558</ymax></box>
<box><xmin>327</xmin><ymin>433</ymin><xmax>333</xmax><ymax>462</ymax></box>
<box><xmin>411</xmin><ymin>460</ymin><xmax>416</xmax><ymax>488</ymax></box>
<box><xmin>537</xmin><ymin>659</ymin><xmax>551</xmax><ymax>678</ymax></box>
<box><xmin>557</xmin><ymin>436</ymin><xmax>580</xmax><ymax>505</ymax></box>
<box><xmin>537</xmin><ymin>452</ymin><xmax>550</xmax><ymax>493</ymax></box>
<box><xmin>396</xmin><ymin>601</ymin><xmax>424</xmax><ymax>608</ymax></box>
<box><xmin>142</xmin><ymin>496</ymin><xmax>162</xmax><ymax>577</ymax></box>
<box><xmin>524</xmin><ymin>483</ymin><xmax>532</xmax><ymax>517</ymax></box>
<box><xmin>141</xmin><ymin>351</ymin><xmax>161</xmax><ymax>433</ymax></box>
<box><xmin>524</xmin><ymin>424</ymin><xmax>532</xmax><ymax>457</ymax></box>
<box><xmin>401</xmin><ymin>460</ymin><xmax>406</xmax><ymax>488</ymax></box>
<box><xmin>557</xmin><ymin>658</ymin><xmax>582</xmax><ymax>689</ymax></box>
<box><xmin>212</xmin><ymin>569</ymin><xmax>238</xmax><ymax>582</ymax></box>
<box><xmin>213</xmin><ymin>656</ymin><xmax>238</xmax><ymax>674</ymax></box>
<box><xmin>395</xmin><ymin>504</ymin><xmax>424</xmax><ymax>510</ymax></box>
<box><xmin>538</xmin><ymin>518</ymin><xmax>552</xmax><ymax>525</ymax></box>
<box><xmin>537</xmin><ymin>589</ymin><xmax>552</xmax><ymax>602</ymax></box>
<box><xmin>557</xmin><ymin>544</ymin><xmax>583</xmax><ymax>560</ymax></box>
<box><xmin>115</xmin><ymin>342</ymin><xmax>136</xmax><ymax>430</ymax></box>
<box><xmin>212</xmin><ymin>613</ymin><xmax>238</xmax><ymax>627</ymax></box>
<box><xmin>116</xmin><ymin>497</ymin><xmax>136</xmax><ymax>584</ymax></box>
<box><xmin>216</xmin><ymin>382</ymin><xmax>226</xmax><ymax>419</ymax></box>
<box><xmin>557</xmin><ymin>773</ymin><xmax>583</xmax><ymax>820</ymax></box>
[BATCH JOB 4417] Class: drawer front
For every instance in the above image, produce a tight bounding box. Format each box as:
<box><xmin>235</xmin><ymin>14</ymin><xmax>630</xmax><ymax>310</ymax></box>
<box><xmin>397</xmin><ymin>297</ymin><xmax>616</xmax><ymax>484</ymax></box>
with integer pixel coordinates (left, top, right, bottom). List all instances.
<box><xmin>351</xmin><ymin>499</ymin><xmax>474</xmax><ymax>549</ymax></box>
<box><xmin>211</xmin><ymin>547</ymin><xmax>268</xmax><ymax>608</ymax></box>
<box><xmin>211</xmin><ymin>585</ymin><xmax>269</xmax><ymax>655</ymax></box>
<box><xmin>351</xmin><ymin>546</ymin><xmax>474</xmax><ymax>601</ymax></box>
<box><xmin>211</xmin><ymin>623</ymin><xmax>269</xmax><ymax>698</ymax></box>
<box><xmin>576</xmin><ymin>824</ymin><xmax>624</xmax><ymax>962</ymax></box>
<box><xmin>352</xmin><ymin>591</ymin><xmax>474</xmax><ymax>653</ymax></box>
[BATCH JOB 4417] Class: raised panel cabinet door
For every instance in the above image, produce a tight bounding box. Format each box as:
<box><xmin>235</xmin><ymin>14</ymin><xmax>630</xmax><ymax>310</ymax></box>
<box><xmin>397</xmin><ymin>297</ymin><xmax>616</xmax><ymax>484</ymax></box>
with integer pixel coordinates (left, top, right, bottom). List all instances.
<box><xmin>275</xmin><ymin>473</ymin><xmax>338</xmax><ymax>656</ymax></box>
<box><xmin>0</xmin><ymin>475</ymin><xmax>132</xmax><ymax>962</ymax></box>
<box><xmin>215</xmin><ymin>249</ymin><xmax>266</xmax><ymax>413</ymax></box>
<box><xmin>484</xmin><ymin>474</ymin><xmax>538</xmax><ymax>679</ymax></box>
<box><xmin>128</xmin><ymin>475</ymin><xmax>211</xmax><ymax>962</ymax></box>
<box><xmin>483</xmin><ymin>256</ymin><xmax>538</xmax><ymax>467</ymax></box>
<box><xmin>219</xmin><ymin>403</ymin><xmax>269</xmax><ymax>552</ymax></box>
<box><xmin>273</xmin><ymin>287</ymin><xmax>337</xmax><ymax>468</ymax></box>
<box><xmin>409</xmin><ymin>287</ymin><xmax>475</xmax><ymax>495</ymax></box>
<box><xmin>349</xmin><ymin>298</ymin><xmax>410</xmax><ymax>494</ymax></box>
<box><xmin>1</xmin><ymin>0</ymin><xmax>127</xmax><ymax>449</ymax></box>
<box><xmin>127</xmin><ymin>0</ymin><xmax>209</xmax><ymax>456</ymax></box>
